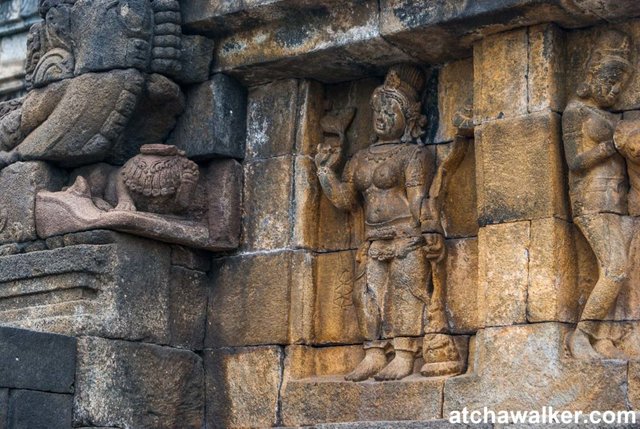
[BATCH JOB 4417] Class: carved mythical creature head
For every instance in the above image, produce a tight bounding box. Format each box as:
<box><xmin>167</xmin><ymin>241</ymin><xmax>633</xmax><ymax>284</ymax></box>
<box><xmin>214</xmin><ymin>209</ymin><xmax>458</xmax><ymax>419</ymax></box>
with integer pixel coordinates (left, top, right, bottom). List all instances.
<box><xmin>577</xmin><ymin>29</ymin><xmax>634</xmax><ymax>108</ymax></box>
<box><xmin>371</xmin><ymin>64</ymin><xmax>427</xmax><ymax>144</ymax></box>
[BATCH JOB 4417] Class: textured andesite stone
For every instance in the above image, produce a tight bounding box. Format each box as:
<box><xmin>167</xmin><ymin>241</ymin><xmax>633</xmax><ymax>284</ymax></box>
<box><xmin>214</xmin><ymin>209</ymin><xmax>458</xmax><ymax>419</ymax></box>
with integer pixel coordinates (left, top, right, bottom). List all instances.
<box><xmin>0</xmin><ymin>326</ymin><xmax>75</xmax><ymax>393</ymax></box>
<box><xmin>169</xmin><ymin>74</ymin><xmax>247</xmax><ymax>159</ymax></box>
<box><xmin>204</xmin><ymin>346</ymin><xmax>283</xmax><ymax>429</ymax></box>
<box><xmin>74</xmin><ymin>337</ymin><xmax>204</xmax><ymax>429</ymax></box>
<box><xmin>7</xmin><ymin>390</ymin><xmax>73</xmax><ymax>429</ymax></box>
<box><xmin>475</xmin><ymin>112</ymin><xmax>568</xmax><ymax>226</ymax></box>
<box><xmin>444</xmin><ymin>323</ymin><xmax>628</xmax><ymax>414</ymax></box>
<box><xmin>0</xmin><ymin>232</ymin><xmax>206</xmax><ymax>348</ymax></box>
<box><xmin>0</xmin><ymin>161</ymin><xmax>65</xmax><ymax>244</ymax></box>
<box><xmin>436</xmin><ymin>58</ymin><xmax>474</xmax><ymax>144</ymax></box>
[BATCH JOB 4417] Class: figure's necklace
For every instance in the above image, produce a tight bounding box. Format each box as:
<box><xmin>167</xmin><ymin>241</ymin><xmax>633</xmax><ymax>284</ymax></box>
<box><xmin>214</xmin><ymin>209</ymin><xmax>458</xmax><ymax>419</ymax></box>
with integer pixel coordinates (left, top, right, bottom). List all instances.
<box><xmin>365</xmin><ymin>142</ymin><xmax>404</xmax><ymax>163</ymax></box>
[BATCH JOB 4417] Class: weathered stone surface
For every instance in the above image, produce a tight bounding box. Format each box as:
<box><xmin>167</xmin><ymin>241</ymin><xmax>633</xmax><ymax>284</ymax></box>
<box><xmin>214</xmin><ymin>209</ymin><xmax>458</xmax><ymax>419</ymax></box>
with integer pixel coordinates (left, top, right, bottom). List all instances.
<box><xmin>435</xmin><ymin>58</ymin><xmax>473</xmax><ymax>144</ymax></box>
<box><xmin>211</xmin><ymin>1</ymin><xmax>415</xmax><ymax>85</ymax></box>
<box><xmin>0</xmin><ymin>326</ymin><xmax>75</xmax><ymax>393</ymax></box>
<box><xmin>0</xmin><ymin>232</ymin><xmax>205</xmax><ymax>347</ymax></box>
<box><xmin>207</xmin><ymin>250</ymin><xmax>312</xmax><ymax>347</ymax></box>
<box><xmin>281</xmin><ymin>376</ymin><xmax>444</xmax><ymax>426</ymax></box>
<box><xmin>567</xmin><ymin>20</ymin><xmax>640</xmax><ymax>112</ymax></box>
<box><xmin>445</xmin><ymin>238</ymin><xmax>479</xmax><ymax>334</ymax></box>
<box><xmin>204</xmin><ymin>346</ymin><xmax>282</xmax><ymax>429</ymax></box>
<box><xmin>444</xmin><ymin>323</ymin><xmax>628</xmax><ymax>414</ymax></box>
<box><xmin>0</xmin><ymin>161</ymin><xmax>64</xmax><ymax>244</ymax></box>
<box><xmin>316</xmin><ymin>422</ymin><xmax>490</xmax><ymax>429</ymax></box>
<box><xmin>291</xmin><ymin>155</ymin><xmax>322</xmax><ymax>250</ymax></box>
<box><xmin>203</xmin><ymin>158</ymin><xmax>243</xmax><ymax>250</ymax></box>
<box><xmin>295</xmin><ymin>79</ymin><xmax>325</xmax><ymax>156</ymax></box>
<box><xmin>474</xmin><ymin>29</ymin><xmax>528</xmax><ymax>123</ymax></box>
<box><xmin>168</xmin><ymin>266</ymin><xmax>208</xmax><ymax>350</ymax></box>
<box><xmin>0</xmin><ymin>388</ymin><xmax>6</xmax><ymax>429</ymax></box>
<box><xmin>284</xmin><ymin>345</ymin><xmax>364</xmax><ymax>380</ymax></box>
<box><xmin>437</xmin><ymin>141</ymin><xmax>478</xmax><ymax>238</ymax></box>
<box><xmin>175</xmin><ymin>35</ymin><xmax>215</xmax><ymax>84</ymax></box>
<box><xmin>7</xmin><ymin>390</ymin><xmax>72</xmax><ymax>429</ymax></box>
<box><xmin>312</xmin><ymin>250</ymin><xmax>361</xmax><ymax>344</ymax></box>
<box><xmin>242</xmin><ymin>156</ymin><xmax>293</xmax><ymax>250</ymax></box>
<box><xmin>246</xmin><ymin>79</ymin><xmax>299</xmax><ymax>159</ymax></box>
<box><xmin>74</xmin><ymin>337</ymin><xmax>204</xmax><ymax>429</ymax></box>
<box><xmin>528</xmin><ymin>24</ymin><xmax>566</xmax><ymax>113</ymax></box>
<box><xmin>0</xmin><ymin>32</ymin><xmax>28</xmax><ymax>97</ymax></box>
<box><xmin>627</xmin><ymin>361</ymin><xmax>640</xmax><ymax>410</ymax></box>
<box><xmin>475</xmin><ymin>112</ymin><xmax>568</xmax><ymax>226</ymax></box>
<box><xmin>477</xmin><ymin>222</ymin><xmax>529</xmax><ymax>327</ymax></box>
<box><xmin>170</xmin><ymin>245</ymin><xmax>211</xmax><ymax>272</ymax></box>
<box><xmin>169</xmin><ymin>74</ymin><xmax>247</xmax><ymax>159</ymax></box>
<box><xmin>527</xmin><ymin>218</ymin><xmax>579</xmax><ymax>323</ymax></box>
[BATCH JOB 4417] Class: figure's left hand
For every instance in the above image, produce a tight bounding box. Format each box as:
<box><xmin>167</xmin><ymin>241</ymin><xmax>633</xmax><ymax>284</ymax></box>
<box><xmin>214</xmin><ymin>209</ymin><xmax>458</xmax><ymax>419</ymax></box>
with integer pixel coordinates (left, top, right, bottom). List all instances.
<box><xmin>424</xmin><ymin>232</ymin><xmax>445</xmax><ymax>262</ymax></box>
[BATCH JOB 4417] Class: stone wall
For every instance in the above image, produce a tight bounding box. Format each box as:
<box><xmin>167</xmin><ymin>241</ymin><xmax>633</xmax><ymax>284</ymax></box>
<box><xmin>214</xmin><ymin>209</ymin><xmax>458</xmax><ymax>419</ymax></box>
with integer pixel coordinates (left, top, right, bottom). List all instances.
<box><xmin>2</xmin><ymin>0</ymin><xmax>640</xmax><ymax>428</ymax></box>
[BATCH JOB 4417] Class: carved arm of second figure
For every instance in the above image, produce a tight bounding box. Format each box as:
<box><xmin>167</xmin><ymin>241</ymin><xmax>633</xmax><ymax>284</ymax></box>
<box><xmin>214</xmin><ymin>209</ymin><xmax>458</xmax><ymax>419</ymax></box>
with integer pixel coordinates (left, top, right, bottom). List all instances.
<box><xmin>563</xmin><ymin>29</ymin><xmax>634</xmax><ymax>360</ymax></box>
<box><xmin>316</xmin><ymin>64</ymin><xmax>443</xmax><ymax>382</ymax></box>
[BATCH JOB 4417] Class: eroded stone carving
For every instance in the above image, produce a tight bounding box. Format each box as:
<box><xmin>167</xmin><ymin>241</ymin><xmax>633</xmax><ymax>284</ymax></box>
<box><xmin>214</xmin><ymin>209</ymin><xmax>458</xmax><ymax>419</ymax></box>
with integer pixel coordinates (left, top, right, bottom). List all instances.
<box><xmin>315</xmin><ymin>65</ymin><xmax>468</xmax><ymax>381</ymax></box>
<box><xmin>562</xmin><ymin>29</ymin><xmax>635</xmax><ymax>359</ymax></box>
<box><xmin>35</xmin><ymin>144</ymin><xmax>241</xmax><ymax>251</ymax></box>
<box><xmin>0</xmin><ymin>0</ymin><xmax>191</xmax><ymax>168</ymax></box>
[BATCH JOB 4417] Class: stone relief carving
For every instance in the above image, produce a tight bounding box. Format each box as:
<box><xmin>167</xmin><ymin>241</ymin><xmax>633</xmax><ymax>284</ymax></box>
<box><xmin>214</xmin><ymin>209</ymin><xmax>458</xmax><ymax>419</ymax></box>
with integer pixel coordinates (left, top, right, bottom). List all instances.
<box><xmin>563</xmin><ymin>29</ymin><xmax>636</xmax><ymax>359</ymax></box>
<box><xmin>315</xmin><ymin>65</ymin><xmax>469</xmax><ymax>381</ymax></box>
<box><xmin>0</xmin><ymin>0</ymin><xmax>240</xmax><ymax>251</ymax></box>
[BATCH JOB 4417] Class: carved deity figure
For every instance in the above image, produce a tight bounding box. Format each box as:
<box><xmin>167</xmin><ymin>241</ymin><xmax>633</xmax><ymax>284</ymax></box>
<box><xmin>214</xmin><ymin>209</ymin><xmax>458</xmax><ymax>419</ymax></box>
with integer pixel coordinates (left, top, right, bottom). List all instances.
<box><xmin>562</xmin><ymin>29</ymin><xmax>634</xmax><ymax>359</ymax></box>
<box><xmin>315</xmin><ymin>65</ymin><xmax>463</xmax><ymax>381</ymax></box>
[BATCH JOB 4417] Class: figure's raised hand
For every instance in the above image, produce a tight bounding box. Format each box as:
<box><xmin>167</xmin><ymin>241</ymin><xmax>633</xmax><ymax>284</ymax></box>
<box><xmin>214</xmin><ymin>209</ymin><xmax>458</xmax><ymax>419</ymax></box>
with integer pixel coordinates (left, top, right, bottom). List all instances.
<box><xmin>315</xmin><ymin>143</ymin><xmax>341</xmax><ymax>172</ymax></box>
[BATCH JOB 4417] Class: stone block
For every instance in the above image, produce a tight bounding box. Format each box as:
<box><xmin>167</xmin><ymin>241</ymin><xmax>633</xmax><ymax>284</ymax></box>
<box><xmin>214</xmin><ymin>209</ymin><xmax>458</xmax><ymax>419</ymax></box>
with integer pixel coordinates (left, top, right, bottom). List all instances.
<box><xmin>212</xmin><ymin>1</ymin><xmax>415</xmax><ymax>85</ymax></box>
<box><xmin>312</xmin><ymin>250</ymin><xmax>362</xmax><ymax>345</ymax></box>
<box><xmin>170</xmin><ymin>245</ymin><xmax>211</xmax><ymax>272</ymax></box>
<box><xmin>295</xmin><ymin>79</ymin><xmax>325</xmax><ymax>156</ymax></box>
<box><xmin>0</xmin><ymin>232</ymin><xmax>204</xmax><ymax>347</ymax></box>
<box><xmin>474</xmin><ymin>29</ymin><xmax>528</xmax><ymax>123</ymax></box>
<box><xmin>291</xmin><ymin>155</ymin><xmax>322</xmax><ymax>250</ymax></box>
<box><xmin>246</xmin><ymin>79</ymin><xmax>299</xmax><ymax>159</ymax></box>
<box><xmin>204</xmin><ymin>158</ymin><xmax>243</xmax><ymax>250</ymax></box>
<box><xmin>0</xmin><ymin>326</ymin><xmax>75</xmax><ymax>393</ymax></box>
<box><xmin>74</xmin><ymin>337</ymin><xmax>204</xmax><ymax>429</ymax></box>
<box><xmin>435</xmin><ymin>58</ymin><xmax>474</xmax><ymax>144</ymax></box>
<box><xmin>528</xmin><ymin>24</ymin><xmax>566</xmax><ymax>113</ymax></box>
<box><xmin>284</xmin><ymin>345</ymin><xmax>364</xmax><ymax>380</ymax></box>
<box><xmin>437</xmin><ymin>141</ymin><xmax>478</xmax><ymax>238</ymax></box>
<box><xmin>168</xmin><ymin>266</ymin><xmax>208</xmax><ymax>350</ymax></box>
<box><xmin>281</xmin><ymin>376</ymin><xmax>444</xmax><ymax>426</ymax></box>
<box><xmin>0</xmin><ymin>161</ymin><xmax>65</xmax><ymax>245</ymax></box>
<box><xmin>627</xmin><ymin>361</ymin><xmax>640</xmax><ymax>410</ymax></box>
<box><xmin>444</xmin><ymin>323</ymin><xmax>628</xmax><ymax>414</ymax></box>
<box><xmin>0</xmin><ymin>388</ymin><xmax>7</xmax><ymax>429</ymax></box>
<box><xmin>7</xmin><ymin>390</ymin><xmax>72</xmax><ymax>429</ymax></box>
<box><xmin>242</xmin><ymin>156</ymin><xmax>293</xmax><ymax>250</ymax></box>
<box><xmin>445</xmin><ymin>238</ymin><xmax>479</xmax><ymax>334</ymax></box>
<box><xmin>204</xmin><ymin>346</ymin><xmax>282</xmax><ymax>429</ymax></box>
<box><xmin>477</xmin><ymin>222</ymin><xmax>529</xmax><ymax>327</ymax></box>
<box><xmin>475</xmin><ymin>111</ymin><xmax>568</xmax><ymax>225</ymax></box>
<box><xmin>527</xmin><ymin>218</ymin><xmax>580</xmax><ymax>323</ymax></box>
<box><xmin>169</xmin><ymin>74</ymin><xmax>247</xmax><ymax>159</ymax></box>
<box><xmin>174</xmin><ymin>35</ymin><xmax>214</xmax><ymax>85</ymax></box>
<box><xmin>207</xmin><ymin>250</ymin><xmax>312</xmax><ymax>347</ymax></box>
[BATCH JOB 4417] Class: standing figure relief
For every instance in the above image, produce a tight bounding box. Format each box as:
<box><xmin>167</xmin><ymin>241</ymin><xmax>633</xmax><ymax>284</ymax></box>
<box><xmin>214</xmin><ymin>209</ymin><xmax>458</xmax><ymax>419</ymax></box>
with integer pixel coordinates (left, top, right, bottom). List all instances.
<box><xmin>563</xmin><ymin>29</ymin><xmax>636</xmax><ymax>359</ymax></box>
<box><xmin>315</xmin><ymin>65</ymin><xmax>469</xmax><ymax>381</ymax></box>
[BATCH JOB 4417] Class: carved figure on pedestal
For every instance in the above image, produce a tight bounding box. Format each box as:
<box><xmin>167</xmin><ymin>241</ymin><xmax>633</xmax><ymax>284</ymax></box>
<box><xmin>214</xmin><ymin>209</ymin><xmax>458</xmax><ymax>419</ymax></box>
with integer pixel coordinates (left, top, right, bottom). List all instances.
<box><xmin>562</xmin><ymin>29</ymin><xmax>634</xmax><ymax>359</ymax></box>
<box><xmin>315</xmin><ymin>65</ymin><xmax>467</xmax><ymax>381</ymax></box>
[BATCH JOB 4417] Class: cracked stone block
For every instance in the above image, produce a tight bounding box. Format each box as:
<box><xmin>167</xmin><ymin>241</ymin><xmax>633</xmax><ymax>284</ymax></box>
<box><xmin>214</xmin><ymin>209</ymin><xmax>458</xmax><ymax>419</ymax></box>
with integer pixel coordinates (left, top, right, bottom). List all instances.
<box><xmin>7</xmin><ymin>390</ymin><xmax>73</xmax><ymax>429</ymax></box>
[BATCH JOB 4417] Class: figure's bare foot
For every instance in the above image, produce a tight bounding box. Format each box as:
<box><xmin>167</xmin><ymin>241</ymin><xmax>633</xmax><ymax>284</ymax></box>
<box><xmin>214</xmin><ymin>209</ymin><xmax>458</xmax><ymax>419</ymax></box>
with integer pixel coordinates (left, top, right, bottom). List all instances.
<box><xmin>114</xmin><ymin>201</ymin><xmax>137</xmax><ymax>212</ymax></box>
<box><xmin>344</xmin><ymin>348</ymin><xmax>387</xmax><ymax>382</ymax></box>
<box><xmin>568</xmin><ymin>328</ymin><xmax>601</xmax><ymax>360</ymax></box>
<box><xmin>594</xmin><ymin>339</ymin><xmax>626</xmax><ymax>359</ymax></box>
<box><xmin>373</xmin><ymin>350</ymin><xmax>415</xmax><ymax>381</ymax></box>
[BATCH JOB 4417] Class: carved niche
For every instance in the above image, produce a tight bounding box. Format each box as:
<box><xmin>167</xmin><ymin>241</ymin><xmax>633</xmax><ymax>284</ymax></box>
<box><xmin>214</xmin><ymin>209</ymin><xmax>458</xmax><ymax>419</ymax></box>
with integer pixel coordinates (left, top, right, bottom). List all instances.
<box><xmin>315</xmin><ymin>64</ymin><xmax>471</xmax><ymax>381</ymax></box>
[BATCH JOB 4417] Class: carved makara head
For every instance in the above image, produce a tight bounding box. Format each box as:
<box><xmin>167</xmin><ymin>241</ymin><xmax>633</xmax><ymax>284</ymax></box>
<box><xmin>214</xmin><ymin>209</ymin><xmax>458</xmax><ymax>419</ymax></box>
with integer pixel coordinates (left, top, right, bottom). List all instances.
<box><xmin>121</xmin><ymin>144</ymin><xmax>199</xmax><ymax>214</ymax></box>
<box><xmin>577</xmin><ymin>29</ymin><xmax>634</xmax><ymax>108</ymax></box>
<box><xmin>370</xmin><ymin>64</ymin><xmax>427</xmax><ymax>143</ymax></box>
